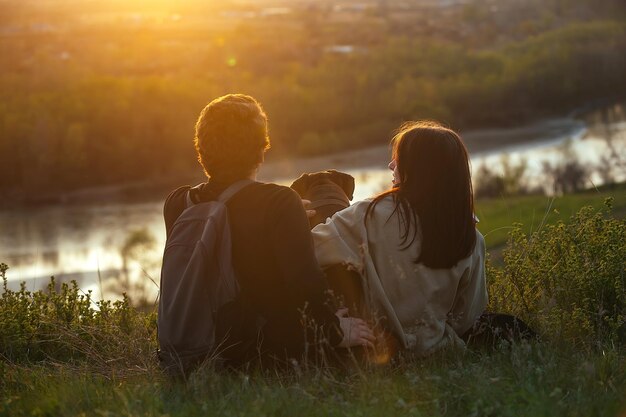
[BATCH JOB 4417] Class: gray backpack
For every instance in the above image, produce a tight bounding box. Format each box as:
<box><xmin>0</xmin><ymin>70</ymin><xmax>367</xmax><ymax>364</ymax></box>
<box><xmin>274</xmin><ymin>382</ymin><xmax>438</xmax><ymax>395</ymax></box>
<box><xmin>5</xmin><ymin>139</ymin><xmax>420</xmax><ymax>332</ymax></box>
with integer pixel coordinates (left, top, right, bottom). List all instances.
<box><xmin>158</xmin><ymin>180</ymin><xmax>253</xmax><ymax>376</ymax></box>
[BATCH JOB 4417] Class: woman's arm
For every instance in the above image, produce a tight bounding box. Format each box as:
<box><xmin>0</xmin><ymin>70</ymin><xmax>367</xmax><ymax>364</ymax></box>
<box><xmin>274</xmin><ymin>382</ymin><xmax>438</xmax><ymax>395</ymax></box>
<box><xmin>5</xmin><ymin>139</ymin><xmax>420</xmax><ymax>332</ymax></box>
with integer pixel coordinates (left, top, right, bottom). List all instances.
<box><xmin>311</xmin><ymin>200</ymin><xmax>371</xmax><ymax>270</ymax></box>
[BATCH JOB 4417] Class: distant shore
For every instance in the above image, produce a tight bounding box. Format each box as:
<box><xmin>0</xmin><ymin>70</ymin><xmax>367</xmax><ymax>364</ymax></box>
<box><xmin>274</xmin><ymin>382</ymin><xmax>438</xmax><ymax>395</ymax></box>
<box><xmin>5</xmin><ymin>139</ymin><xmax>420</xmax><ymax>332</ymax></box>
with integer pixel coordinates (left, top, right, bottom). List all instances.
<box><xmin>259</xmin><ymin>116</ymin><xmax>586</xmax><ymax>182</ymax></box>
<box><xmin>0</xmin><ymin>105</ymin><xmax>609</xmax><ymax>208</ymax></box>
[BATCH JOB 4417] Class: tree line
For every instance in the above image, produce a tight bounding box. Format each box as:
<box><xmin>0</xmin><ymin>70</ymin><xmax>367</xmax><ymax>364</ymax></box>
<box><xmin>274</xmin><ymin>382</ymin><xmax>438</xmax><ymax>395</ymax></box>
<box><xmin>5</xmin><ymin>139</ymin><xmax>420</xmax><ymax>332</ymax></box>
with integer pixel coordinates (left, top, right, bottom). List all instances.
<box><xmin>0</xmin><ymin>11</ymin><xmax>625</xmax><ymax>198</ymax></box>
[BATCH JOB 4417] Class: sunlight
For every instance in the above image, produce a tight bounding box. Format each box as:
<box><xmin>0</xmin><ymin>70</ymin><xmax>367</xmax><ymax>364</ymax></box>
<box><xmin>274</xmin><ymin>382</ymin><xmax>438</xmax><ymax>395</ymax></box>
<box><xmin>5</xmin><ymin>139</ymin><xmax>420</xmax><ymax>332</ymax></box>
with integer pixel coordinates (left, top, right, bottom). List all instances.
<box><xmin>2</xmin><ymin>0</ymin><xmax>626</xmax><ymax>412</ymax></box>
<box><xmin>370</xmin><ymin>350</ymin><xmax>391</xmax><ymax>365</ymax></box>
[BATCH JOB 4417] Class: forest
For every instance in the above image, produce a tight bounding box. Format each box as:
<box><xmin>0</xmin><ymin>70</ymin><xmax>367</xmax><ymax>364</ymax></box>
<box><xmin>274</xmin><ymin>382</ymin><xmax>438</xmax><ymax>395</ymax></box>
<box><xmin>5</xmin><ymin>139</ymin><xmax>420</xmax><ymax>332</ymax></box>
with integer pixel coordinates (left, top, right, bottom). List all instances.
<box><xmin>0</xmin><ymin>0</ymin><xmax>625</xmax><ymax>199</ymax></box>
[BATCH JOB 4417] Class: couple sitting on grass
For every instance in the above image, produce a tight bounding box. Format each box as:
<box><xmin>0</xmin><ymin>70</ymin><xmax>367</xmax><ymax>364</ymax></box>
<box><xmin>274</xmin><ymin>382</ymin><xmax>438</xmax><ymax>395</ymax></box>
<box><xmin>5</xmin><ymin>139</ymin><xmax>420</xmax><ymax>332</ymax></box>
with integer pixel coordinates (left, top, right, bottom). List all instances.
<box><xmin>158</xmin><ymin>93</ymin><xmax>489</xmax><ymax>376</ymax></box>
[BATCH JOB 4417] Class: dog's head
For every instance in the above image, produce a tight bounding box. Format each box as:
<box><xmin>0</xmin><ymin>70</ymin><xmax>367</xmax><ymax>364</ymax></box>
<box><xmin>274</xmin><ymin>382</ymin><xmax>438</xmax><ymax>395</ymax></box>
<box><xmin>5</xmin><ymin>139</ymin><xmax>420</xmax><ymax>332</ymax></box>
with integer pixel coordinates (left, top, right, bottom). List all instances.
<box><xmin>290</xmin><ymin>169</ymin><xmax>355</xmax><ymax>201</ymax></box>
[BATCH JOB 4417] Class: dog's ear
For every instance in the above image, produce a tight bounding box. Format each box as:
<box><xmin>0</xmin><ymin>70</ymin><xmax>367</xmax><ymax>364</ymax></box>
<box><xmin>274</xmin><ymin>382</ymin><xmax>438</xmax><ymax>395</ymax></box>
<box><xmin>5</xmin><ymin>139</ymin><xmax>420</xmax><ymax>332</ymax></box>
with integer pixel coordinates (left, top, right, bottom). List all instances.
<box><xmin>328</xmin><ymin>170</ymin><xmax>355</xmax><ymax>200</ymax></box>
<box><xmin>290</xmin><ymin>173</ymin><xmax>310</xmax><ymax>198</ymax></box>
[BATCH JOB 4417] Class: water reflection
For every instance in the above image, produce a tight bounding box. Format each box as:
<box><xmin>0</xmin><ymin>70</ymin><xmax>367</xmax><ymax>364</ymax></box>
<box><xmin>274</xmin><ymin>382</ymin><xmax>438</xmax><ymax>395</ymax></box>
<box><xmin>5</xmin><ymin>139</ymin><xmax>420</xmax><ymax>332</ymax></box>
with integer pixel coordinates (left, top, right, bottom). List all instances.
<box><xmin>2</xmin><ymin>103</ymin><xmax>625</xmax><ymax>299</ymax></box>
<box><xmin>1</xmin><ymin>202</ymin><xmax>164</xmax><ymax>300</ymax></box>
<box><xmin>473</xmin><ymin>118</ymin><xmax>626</xmax><ymax>192</ymax></box>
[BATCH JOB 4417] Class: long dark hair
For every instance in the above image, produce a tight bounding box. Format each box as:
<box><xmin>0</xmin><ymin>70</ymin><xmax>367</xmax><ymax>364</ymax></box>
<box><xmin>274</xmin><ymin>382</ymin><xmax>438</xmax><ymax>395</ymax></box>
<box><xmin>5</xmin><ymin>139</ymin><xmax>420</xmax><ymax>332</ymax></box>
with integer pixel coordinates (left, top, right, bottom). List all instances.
<box><xmin>366</xmin><ymin>121</ymin><xmax>476</xmax><ymax>269</ymax></box>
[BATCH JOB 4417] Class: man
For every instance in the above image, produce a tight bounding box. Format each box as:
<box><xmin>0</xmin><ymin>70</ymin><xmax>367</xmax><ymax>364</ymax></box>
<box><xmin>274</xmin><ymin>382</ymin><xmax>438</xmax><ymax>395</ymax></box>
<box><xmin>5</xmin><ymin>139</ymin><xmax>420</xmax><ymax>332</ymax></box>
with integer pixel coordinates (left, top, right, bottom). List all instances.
<box><xmin>162</xmin><ymin>94</ymin><xmax>373</xmax><ymax>367</ymax></box>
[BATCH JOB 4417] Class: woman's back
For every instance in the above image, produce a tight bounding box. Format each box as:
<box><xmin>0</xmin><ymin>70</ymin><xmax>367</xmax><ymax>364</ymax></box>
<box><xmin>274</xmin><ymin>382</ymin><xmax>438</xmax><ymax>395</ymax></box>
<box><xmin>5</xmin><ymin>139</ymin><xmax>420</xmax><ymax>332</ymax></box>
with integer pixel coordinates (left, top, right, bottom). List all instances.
<box><xmin>312</xmin><ymin>194</ymin><xmax>487</xmax><ymax>355</ymax></box>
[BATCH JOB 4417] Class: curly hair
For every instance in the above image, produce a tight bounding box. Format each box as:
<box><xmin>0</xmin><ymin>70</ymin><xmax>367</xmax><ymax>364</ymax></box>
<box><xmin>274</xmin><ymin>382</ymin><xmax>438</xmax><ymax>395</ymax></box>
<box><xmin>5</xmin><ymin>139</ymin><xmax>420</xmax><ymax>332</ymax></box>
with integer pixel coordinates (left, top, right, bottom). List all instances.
<box><xmin>194</xmin><ymin>94</ymin><xmax>271</xmax><ymax>181</ymax></box>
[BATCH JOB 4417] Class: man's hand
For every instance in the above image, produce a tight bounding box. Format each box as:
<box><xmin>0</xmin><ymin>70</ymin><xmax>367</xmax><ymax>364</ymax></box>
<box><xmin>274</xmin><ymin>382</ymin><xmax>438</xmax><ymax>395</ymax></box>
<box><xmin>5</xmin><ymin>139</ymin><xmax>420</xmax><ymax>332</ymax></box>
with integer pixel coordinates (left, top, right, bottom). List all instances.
<box><xmin>336</xmin><ymin>308</ymin><xmax>375</xmax><ymax>348</ymax></box>
<box><xmin>301</xmin><ymin>199</ymin><xmax>316</xmax><ymax>219</ymax></box>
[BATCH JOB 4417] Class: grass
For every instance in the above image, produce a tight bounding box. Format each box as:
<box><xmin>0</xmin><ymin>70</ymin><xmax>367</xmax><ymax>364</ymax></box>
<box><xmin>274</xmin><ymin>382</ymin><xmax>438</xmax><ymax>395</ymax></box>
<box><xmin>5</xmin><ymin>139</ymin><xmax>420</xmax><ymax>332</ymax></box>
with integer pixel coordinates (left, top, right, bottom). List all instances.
<box><xmin>1</xmin><ymin>344</ymin><xmax>624</xmax><ymax>417</ymax></box>
<box><xmin>475</xmin><ymin>183</ymin><xmax>626</xmax><ymax>249</ymax></box>
<box><xmin>1</xmin><ymin>185</ymin><xmax>625</xmax><ymax>417</ymax></box>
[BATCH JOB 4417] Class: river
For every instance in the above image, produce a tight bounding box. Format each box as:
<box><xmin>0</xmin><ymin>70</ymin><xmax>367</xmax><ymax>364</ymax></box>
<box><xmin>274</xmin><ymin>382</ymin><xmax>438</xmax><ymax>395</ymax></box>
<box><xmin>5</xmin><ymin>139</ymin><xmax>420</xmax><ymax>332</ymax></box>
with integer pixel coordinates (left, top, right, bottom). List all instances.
<box><xmin>1</xmin><ymin>103</ymin><xmax>624</xmax><ymax>300</ymax></box>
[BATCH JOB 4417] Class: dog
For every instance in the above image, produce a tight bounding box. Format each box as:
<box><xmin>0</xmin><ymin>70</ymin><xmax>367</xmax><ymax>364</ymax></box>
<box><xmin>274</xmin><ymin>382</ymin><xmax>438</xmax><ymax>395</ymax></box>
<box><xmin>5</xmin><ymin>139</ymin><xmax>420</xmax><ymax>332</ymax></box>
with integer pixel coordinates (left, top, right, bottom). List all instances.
<box><xmin>462</xmin><ymin>312</ymin><xmax>538</xmax><ymax>348</ymax></box>
<box><xmin>290</xmin><ymin>169</ymin><xmax>355</xmax><ymax>228</ymax></box>
<box><xmin>290</xmin><ymin>169</ymin><xmax>362</xmax><ymax>328</ymax></box>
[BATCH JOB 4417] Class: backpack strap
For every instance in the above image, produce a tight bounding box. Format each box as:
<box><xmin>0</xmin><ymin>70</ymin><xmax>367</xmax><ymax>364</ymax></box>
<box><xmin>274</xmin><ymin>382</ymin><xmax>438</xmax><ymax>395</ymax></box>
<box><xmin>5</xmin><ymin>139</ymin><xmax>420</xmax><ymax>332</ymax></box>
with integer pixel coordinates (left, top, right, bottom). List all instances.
<box><xmin>184</xmin><ymin>188</ymin><xmax>195</xmax><ymax>209</ymax></box>
<box><xmin>185</xmin><ymin>179</ymin><xmax>254</xmax><ymax>208</ymax></box>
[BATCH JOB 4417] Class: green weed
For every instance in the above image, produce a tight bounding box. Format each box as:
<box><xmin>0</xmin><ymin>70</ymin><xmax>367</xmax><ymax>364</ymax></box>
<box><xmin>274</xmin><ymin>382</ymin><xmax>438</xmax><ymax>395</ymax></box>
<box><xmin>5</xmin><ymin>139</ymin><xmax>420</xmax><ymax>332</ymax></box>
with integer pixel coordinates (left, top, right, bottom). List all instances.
<box><xmin>487</xmin><ymin>199</ymin><xmax>626</xmax><ymax>345</ymax></box>
<box><xmin>0</xmin><ymin>263</ymin><xmax>156</xmax><ymax>374</ymax></box>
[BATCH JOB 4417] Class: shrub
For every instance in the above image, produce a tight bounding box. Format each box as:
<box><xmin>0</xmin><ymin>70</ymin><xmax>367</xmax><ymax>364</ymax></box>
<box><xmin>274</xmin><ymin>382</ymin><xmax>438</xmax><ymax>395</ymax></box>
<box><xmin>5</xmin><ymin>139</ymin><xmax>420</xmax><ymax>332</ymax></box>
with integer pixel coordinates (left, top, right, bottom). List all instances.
<box><xmin>0</xmin><ymin>264</ymin><xmax>157</xmax><ymax>373</ymax></box>
<box><xmin>474</xmin><ymin>157</ymin><xmax>543</xmax><ymax>198</ymax></box>
<box><xmin>487</xmin><ymin>199</ymin><xmax>626</xmax><ymax>345</ymax></box>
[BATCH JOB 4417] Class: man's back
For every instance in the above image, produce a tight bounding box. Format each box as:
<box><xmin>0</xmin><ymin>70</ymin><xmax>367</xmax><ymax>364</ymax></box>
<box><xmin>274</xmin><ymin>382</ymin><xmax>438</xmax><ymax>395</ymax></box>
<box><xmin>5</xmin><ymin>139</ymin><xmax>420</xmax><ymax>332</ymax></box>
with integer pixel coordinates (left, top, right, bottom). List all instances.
<box><xmin>164</xmin><ymin>181</ymin><xmax>341</xmax><ymax>364</ymax></box>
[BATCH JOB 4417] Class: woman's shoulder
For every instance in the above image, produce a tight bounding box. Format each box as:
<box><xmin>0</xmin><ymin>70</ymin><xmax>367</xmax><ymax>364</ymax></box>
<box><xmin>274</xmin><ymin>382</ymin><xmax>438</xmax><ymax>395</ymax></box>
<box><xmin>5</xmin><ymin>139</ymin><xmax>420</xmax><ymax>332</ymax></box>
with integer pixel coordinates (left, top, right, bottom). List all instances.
<box><xmin>328</xmin><ymin>194</ymin><xmax>396</xmax><ymax>222</ymax></box>
<box><xmin>334</xmin><ymin>196</ymin><xmax>377</xmax><ymax>216</ymax></box>
<box><xmin>474</xmin><ymin>227</ymin><xmax>486</xmax><ymax>252</ymax></box>
<box><xmin>347</xmin><ymin>193</ymin><xmax>394</xmax><ymax>208</ymax></box>
<box><xmin>372</xmin><ymin>193</ymin><xmax>396</xmax><ymax>207</ymax></box>
<box><xmin>358</xmin><ymin>193</ymin><xmax>396</xmax><ymax>216</ymax></box>
<box><xmin>313</xmin><ymin>195</ymin><xmax>391</xmax><ymax>231</ymax></box>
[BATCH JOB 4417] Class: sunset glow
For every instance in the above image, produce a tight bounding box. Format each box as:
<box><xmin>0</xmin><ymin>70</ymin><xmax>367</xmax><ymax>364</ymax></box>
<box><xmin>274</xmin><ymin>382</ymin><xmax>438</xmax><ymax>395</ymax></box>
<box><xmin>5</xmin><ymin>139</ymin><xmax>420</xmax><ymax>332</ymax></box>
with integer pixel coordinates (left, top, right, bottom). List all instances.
<box><xmin>2</xmin><ymin>0</ymin><xmax>626</xmax><ymax>412</ymax></box>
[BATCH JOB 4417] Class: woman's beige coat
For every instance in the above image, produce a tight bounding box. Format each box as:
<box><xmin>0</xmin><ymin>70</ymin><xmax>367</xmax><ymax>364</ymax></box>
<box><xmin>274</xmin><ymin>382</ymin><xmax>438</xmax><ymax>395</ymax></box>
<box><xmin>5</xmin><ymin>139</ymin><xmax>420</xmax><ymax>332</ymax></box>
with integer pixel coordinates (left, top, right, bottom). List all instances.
<box><xmin>312</xmin><ymin>195</ymin><xmax>488</xmax><ymax>355</ymax></box>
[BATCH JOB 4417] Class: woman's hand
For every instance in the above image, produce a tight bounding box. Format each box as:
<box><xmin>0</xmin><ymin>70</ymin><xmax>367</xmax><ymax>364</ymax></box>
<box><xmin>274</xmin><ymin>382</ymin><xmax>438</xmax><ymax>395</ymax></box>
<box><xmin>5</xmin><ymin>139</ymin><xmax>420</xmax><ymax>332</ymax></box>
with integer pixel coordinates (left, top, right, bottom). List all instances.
<box><xmin>336</xmin><ymin>308</ymin><xmax>375</xmax><ymax>348</ymax></box>
<box><xmin>301</xmin><ymin>199</ymin><xmax>316</xmax><ymax>219</ymax></box>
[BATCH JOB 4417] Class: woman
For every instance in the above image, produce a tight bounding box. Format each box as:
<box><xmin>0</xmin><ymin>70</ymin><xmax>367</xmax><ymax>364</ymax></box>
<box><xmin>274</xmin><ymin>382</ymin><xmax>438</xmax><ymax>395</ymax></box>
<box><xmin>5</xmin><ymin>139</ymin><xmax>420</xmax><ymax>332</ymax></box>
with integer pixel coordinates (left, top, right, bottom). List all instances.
<box><xmin>311</xmin><ymin>121</ymin><xmax>487</xmax><ymax>356</ymax></box>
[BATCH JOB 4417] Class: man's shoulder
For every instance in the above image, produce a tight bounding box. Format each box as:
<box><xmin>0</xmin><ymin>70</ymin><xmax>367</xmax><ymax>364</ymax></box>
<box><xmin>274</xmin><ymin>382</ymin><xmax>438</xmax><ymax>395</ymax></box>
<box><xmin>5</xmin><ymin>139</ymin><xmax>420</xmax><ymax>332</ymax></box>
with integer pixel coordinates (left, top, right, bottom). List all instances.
<box><xmin>164</xmin><ymin>184</ymin><xmax>192</xmax><ymax>212</ymax></box>
<box><xmin>250</xmin><ymin>182</ymin><xmax>297</xmax><ymax>197</ymax></box>
<box><xmin>236</xmin><ymin>182</ymin><xmax>301</xmax><ymax>209</ymax></box>
<box><xmin>165</xmin><ymin>185</ymin><xmax>192</xmax><ymax>204</ymax></box>
<box><xmin>164</xmin><ymin>181</ymin><xmax>300</xmax><ymax>214</ymax></box>
<box><xmin>248</xmin><ymin>181</ymin><xmax>289</xmax><ymax>193</ymax></box>
<box><xmin>163</xmin><ymin>185</ymin><xmax>194</xmax><ymax>236</ymax></box>
<box><xmin>225</xmin><ymin>182</ymin><xmax>306</xmax><ymax>231</ymax></box>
